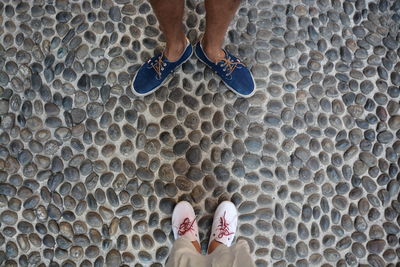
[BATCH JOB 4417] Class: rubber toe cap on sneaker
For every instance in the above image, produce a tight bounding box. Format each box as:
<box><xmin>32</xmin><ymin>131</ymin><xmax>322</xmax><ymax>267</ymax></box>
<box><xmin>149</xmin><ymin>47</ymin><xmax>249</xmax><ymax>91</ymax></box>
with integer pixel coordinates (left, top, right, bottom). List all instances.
<box><xmin>173</xmin><ymin>201</ymin><xmax>193</xmax><ymax>215</ymax></box>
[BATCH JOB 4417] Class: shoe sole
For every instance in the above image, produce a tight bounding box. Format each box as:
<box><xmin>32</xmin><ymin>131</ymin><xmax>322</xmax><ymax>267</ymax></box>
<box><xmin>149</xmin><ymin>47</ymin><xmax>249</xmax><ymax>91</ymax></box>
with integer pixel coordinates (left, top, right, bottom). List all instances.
<box><xmin>194</xmin><ymin>45</ymin><xmax>257</xmax><ymax>98</ymax></box>
<box><xmin>131</xmin><ymin>48</ymin><xmax>193</xmax><ymax>97</ymax></box>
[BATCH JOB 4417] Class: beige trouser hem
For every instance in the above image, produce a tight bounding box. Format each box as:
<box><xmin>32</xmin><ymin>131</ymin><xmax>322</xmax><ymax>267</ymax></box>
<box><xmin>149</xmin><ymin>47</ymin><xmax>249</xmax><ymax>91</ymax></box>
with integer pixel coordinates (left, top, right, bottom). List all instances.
<box><xmin>166</xmin><ymin>237</ymin><xmax>256</xmax><ymax>267</ymax></box>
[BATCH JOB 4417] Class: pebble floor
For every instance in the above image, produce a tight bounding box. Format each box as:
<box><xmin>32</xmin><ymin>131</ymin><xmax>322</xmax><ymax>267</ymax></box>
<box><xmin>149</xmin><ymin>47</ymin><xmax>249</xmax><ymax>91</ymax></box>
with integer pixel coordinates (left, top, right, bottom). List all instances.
<box><xmin>0</xmin><ymin>0</ymin><xmax>400</xmax><ymax>266</ymax></box>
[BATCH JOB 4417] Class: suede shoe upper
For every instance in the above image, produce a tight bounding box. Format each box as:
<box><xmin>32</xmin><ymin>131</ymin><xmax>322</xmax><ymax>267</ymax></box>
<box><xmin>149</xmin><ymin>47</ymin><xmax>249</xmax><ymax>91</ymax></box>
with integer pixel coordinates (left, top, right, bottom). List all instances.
<box><xmin>132</xmin><ymin>41</ymin><xmax>193</xmax><ymax>96</ymax></box>
<box><xmin>195</xmin><ymin>42</ymin><xmax>255</xmax><ymax>97</ymax></box>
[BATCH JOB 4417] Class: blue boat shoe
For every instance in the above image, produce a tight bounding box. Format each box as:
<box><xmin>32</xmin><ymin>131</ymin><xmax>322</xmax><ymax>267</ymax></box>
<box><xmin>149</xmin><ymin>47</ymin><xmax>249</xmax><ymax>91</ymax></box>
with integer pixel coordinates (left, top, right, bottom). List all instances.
<box><xmin>194</xmin><ymin>41</ymin><xmax>255</xmax><ymax>97</ymax></box>
<box><xmin>132</xmin><ymin>39</ymin><xmax>193</xmax><ymax>96</ymax></box>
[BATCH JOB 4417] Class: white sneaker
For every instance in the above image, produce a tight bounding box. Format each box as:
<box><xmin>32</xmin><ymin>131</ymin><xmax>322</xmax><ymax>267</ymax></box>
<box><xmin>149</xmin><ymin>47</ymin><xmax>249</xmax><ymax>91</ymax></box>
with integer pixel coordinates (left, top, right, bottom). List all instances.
<box><xmin>208</xmin><ymin>201</ymin><xmax>238</xmax><ymax>248</ymax></box>
<box><xmin>172</xmin><ymin>201</ymin><xmax>200</xmax><ymax>243</ymax></box>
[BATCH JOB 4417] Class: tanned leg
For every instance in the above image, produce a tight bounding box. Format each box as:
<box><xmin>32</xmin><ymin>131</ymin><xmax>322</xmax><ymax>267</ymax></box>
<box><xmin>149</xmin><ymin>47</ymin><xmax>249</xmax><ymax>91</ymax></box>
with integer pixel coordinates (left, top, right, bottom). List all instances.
<box><xmin>191</xmin><ymin>241</ymin><xmax>202</xmax><ymax>253</ymax></box>
<box><xmin>202</xmin><ymin>0</ymin><xmax>241</xmax><ymax>62</ymax></box>
<box><xmin>149</xmin><ymin>0</ymin><xmax>188</xmax><ymax>61</ymax></box>
<box><xmin>207</xmin><ymin>240</ymin><xmax>222</xmax><ymax>254</ymax></box>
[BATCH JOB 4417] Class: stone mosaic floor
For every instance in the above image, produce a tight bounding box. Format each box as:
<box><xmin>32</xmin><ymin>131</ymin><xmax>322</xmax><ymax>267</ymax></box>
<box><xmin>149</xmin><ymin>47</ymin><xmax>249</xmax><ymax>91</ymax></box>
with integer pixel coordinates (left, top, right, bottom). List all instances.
<box><xmin>0</xmin><ymin>0</ymin><xmax>400</xmax><ymax>266</ymax></box>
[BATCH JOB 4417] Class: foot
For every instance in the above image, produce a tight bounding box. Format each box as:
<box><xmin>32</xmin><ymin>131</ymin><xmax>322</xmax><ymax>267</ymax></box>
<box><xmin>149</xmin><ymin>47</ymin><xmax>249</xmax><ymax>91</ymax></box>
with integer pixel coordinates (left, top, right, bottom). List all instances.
<box><xmin>207</xmin><ymin>201</ymin><xmax>238</xmax><ymax>254</ymax></box>
<box><xmin>132</xmin><ymin>38</ymin><xmax>192</xmax><ymax>96</ymax></box>
<box><xmin>164</xmin><ymin>38</ymin><xmax>188</xmax><ymax>62</ymax></box>
<box><xmin>195</xmin><ymin>41</ymin><xmax>255</xmax><ymax>97</ymax></box>
<box><xmin>172</xmin><ymin>201</ymin><xmax>200</xmax><ymax>244</ymax></box>
<box><xmin>200</xmin><ymin>40</ymin><xmax>225</xmax><ymax>63</ymax></box>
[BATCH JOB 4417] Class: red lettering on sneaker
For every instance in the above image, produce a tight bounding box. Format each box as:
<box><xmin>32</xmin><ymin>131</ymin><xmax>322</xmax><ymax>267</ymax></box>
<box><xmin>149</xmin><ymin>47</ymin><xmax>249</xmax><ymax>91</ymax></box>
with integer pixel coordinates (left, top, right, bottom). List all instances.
<box><xmin>178</xmin><ymin>217</ymin><xmax>195</xmax><ymax>236</ymax></box>
<box><xmin>216</xmin><ymin>211</ymin><xmax>234</xmax><ymax>239</ymax></box>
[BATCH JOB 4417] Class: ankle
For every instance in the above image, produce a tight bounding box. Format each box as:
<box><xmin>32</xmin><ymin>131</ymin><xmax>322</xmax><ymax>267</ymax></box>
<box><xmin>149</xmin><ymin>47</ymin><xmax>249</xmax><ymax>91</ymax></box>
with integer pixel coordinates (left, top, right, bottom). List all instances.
<box><xmin>207</xmin><ymin>239</ymin><xmax>222</xmax><ymax>254</ymax></box>
<box><xmin>164</xmin><ymin>37</ymin><xmax>187</xmax><ymax>61</ymax></box>
<box><xmin>203</xmin><ymin>46</ymin><xmax>225</xmax><ymax>64</ymax></box>
<box><xmin>201</xmin><ymin>41</ymin><xmax>224</xmax><ymax>63</ymax></box>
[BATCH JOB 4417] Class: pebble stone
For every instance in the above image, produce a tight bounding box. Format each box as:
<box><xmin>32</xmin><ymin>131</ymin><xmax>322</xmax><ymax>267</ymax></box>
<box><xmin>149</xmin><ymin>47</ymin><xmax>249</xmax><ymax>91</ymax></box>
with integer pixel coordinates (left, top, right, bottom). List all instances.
<box><xmin>0</xmin><ymin>0</ymin><xmax>398</xmax><ymax>266</ymax></box>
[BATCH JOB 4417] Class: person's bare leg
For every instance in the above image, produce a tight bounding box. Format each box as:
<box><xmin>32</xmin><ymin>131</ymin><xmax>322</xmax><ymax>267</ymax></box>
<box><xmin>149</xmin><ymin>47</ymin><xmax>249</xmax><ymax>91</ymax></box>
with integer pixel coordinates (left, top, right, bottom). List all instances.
<box><xmin>202</xmin><ymin>0</ymin><xmax>241</xmax><ymax>63</ymax></box>
<box><xmin>207</xmin><ymin>239</ymin><xmax>222</xmax><ymax>254</ymax></box>
<box><xmin>191</xmin><ymin>241</ymin><xmax>201</xmax><ymax>253</ymax></box>
<box><xmin>149</xmin><ymin>0</ymin><xmax>187</xmax><ymax>61</ymax></box>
